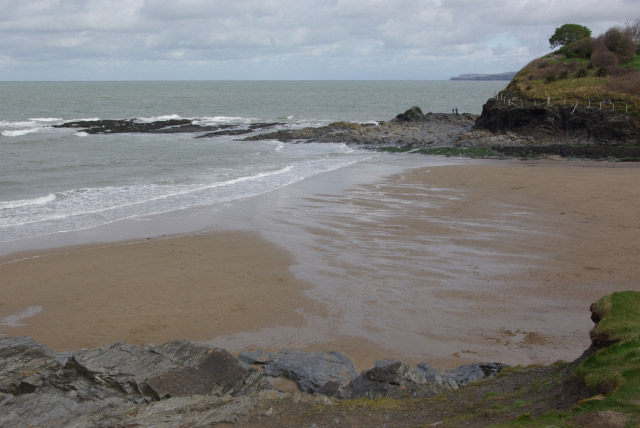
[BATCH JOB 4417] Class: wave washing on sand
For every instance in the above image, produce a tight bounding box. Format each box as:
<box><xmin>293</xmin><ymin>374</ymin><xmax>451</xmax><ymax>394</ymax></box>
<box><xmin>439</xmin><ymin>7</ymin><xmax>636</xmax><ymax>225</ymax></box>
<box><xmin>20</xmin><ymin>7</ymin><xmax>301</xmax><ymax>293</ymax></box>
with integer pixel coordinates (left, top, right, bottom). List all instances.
<box><xmin>0</xmin><ymin>130</ymin><xmax>370</xmax><ymax>244</ymax></box>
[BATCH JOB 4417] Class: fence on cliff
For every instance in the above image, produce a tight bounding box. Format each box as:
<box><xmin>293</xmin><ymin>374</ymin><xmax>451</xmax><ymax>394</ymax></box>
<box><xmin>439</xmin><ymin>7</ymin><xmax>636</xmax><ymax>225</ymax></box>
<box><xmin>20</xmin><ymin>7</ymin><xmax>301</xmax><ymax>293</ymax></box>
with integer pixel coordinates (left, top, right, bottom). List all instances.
<box><xmin>494</xmin><ymin>91</ymin><xmax>640</xmax><ymax>115</ymax></box>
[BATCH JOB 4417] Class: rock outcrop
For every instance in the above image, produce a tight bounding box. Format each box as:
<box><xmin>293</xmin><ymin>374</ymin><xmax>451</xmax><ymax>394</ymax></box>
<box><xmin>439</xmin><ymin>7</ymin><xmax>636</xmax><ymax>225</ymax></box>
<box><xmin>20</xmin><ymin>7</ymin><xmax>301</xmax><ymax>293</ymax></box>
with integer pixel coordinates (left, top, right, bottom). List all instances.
<box><xmin>467</xmin><ymin>98</ymin><xmax>640</xmax><ymax>146</ymax></box>
<box><xmin>239</xmin><ymin>349</ymin><xmax>357</xmax><ymax>393</ymax></box>
<box><xmin>0</xmin><ymin>337</ymin><xmax>506</xmax><ymax>427</ymax></box>
<box><xmin>54</xmin><ymin>118</ymin><xmax>283</xmax><ymax>136</ymax></box>
<box><xmin>0</xmin><ymin>337</ymin><xmax>269</xmax><ymax>427</ymax></box>
<box><xmin>244</xmin><ymin>107</ymin><xmax>477</xmax><ymax>148</ymax></box>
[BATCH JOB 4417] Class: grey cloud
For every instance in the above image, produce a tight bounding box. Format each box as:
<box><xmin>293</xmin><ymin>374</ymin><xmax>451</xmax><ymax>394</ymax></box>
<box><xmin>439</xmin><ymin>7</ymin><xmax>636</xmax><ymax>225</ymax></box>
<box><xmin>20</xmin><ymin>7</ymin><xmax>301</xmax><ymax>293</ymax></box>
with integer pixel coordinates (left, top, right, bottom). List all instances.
<box><xmin>0</xmin><ymin>0</ymin><xmax>637</xmax><ymax>80</ymax></box>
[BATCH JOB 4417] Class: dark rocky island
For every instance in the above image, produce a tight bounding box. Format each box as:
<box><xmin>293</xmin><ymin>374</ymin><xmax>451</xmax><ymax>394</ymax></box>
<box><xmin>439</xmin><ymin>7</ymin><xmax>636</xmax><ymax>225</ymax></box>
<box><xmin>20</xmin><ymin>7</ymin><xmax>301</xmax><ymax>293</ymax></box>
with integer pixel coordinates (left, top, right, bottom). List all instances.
<box><xmin>54</xmin><ymin>118</ymin><xmax>284</xmax><ymax>137</ymax></box>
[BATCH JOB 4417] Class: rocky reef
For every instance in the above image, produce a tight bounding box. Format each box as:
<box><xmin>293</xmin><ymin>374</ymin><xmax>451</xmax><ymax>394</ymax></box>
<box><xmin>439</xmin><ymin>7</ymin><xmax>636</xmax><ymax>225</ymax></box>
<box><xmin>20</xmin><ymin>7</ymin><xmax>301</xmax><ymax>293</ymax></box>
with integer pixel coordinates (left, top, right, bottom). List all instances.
<box><xmin>54</xmin><ymin>118</ymin><xmax>284</xmax><ymax>137</ymax></box>
<box><xmin>245</xmin><ymin>106</ymin><xmax>477</xmax><ymax>149</ymax></box>
<box><xmin>51</xmin><ymin>104</ymin><xmax>639</xmax><ymax>159</ymax></box>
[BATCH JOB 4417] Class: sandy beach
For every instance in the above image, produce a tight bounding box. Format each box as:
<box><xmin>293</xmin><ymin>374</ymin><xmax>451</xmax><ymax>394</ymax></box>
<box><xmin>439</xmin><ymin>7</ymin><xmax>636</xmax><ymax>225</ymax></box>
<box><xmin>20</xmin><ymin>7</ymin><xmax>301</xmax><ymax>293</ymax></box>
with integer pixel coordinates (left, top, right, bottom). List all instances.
<box><xmin>1</xmin><ymin>159</ymin><xmax>638</xmax><ymax>370</ymax></box>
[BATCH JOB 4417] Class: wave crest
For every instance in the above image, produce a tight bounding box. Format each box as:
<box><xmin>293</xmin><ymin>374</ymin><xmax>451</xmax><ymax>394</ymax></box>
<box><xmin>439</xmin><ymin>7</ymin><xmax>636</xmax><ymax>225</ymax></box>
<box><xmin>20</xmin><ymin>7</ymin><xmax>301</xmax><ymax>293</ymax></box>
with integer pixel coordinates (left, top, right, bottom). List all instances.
<box><xmin>0</xmin><ymin>193</ymin><xmax>56</xmax><ymax>210</ymax></box>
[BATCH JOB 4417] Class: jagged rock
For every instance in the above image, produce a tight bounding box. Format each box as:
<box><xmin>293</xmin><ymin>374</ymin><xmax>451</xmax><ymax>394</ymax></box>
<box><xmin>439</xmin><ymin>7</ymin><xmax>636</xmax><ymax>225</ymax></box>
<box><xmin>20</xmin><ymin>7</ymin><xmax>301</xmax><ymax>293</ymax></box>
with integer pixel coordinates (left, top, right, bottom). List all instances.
<box><xmin>238</xmin><ymin>349</ymin><xmax>357</xmax><ymax>393</ymax></box>
<box><xmin>393</xmin><ymin>106</ymin><xmax>426</xmax><ymax>122</ymax></box>
<box><xmin>416</xmin><ymin>361</ymin><xmax>506</xmax><ymax>390</ymax></box>
<box><xmin>342</xmin><ymin>361</ymin><xmax>443</xmax><ymax>399</ymax></box>
<box><xmin>0</xmin><ymin>337</ymin><xmax>270</xmax><ymax>428</ymax></box>
<box><xmin>0</xmin><ymin>336</ymin><xmax>59</xmax><ymax>396</ymax></box>
<box><xmin>69</xmin><ymin>340</ymin><xmax>269</xmax><ymax>400</ymax></box>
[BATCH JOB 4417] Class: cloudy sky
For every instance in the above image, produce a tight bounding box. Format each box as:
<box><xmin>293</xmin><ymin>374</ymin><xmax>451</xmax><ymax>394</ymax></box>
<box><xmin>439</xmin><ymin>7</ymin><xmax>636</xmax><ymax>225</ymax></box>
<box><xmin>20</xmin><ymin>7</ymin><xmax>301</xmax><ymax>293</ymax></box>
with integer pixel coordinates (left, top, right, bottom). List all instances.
<box><xmin>0</xmin><ymin>0</ymin><xmax>637</xmax><ymax>80</ymax></box>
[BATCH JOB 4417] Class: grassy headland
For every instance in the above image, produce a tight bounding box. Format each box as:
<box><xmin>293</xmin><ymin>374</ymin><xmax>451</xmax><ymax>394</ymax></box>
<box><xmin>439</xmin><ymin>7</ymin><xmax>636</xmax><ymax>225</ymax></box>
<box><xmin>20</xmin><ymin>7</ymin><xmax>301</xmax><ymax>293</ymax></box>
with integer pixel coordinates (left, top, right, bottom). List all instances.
<box><xmin>502</xmin><ymin>37</ymin><xmax>640</xmax><ymax>112</ymax></box>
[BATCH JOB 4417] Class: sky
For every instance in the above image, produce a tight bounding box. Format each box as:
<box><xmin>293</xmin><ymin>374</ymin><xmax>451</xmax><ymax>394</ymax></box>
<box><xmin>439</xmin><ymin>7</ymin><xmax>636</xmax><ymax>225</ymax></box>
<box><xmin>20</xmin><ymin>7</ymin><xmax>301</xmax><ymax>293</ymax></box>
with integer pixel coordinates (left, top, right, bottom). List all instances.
<box><xmin>0</xmin><ymin>0</ymin><xmax>637</xmax><ymax>81</ymax></box>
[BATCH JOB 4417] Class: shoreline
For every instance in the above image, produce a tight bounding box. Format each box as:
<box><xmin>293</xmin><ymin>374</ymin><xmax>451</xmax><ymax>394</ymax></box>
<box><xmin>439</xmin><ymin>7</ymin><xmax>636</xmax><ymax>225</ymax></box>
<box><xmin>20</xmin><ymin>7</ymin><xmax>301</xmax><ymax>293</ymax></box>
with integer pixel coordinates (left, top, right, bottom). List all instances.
<box><xmin>1</xmin><ymin>157</ymin><xmax>639</xmax><ymax>371</ymax></box>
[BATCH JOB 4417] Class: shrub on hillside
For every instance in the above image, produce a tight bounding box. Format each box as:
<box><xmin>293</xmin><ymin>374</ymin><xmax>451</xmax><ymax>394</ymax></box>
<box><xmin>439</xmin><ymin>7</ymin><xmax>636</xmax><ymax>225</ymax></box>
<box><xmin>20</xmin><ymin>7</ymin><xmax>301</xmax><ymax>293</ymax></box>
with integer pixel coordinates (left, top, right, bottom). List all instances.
<box><xmin>606</xmin><ymin>71</ymin><xmax>640</xmax><ymax>96</ymax></box>
<box><xmin>530</xmin><ymin>62</ymin><xmax>579</xmax><ymax>81</ymax></box>
<box><xmin>591</xmin><ymin>45</ymin><xmax>619</xmax><ymax>68</ymax></box>
<box><xmin>596</xmin><ymin>67</ymin><xmax>609</xmax><ymax>77</ymax></box>
<box><xmin>559</xmin><ymin>37</ymin><xmax>594</xmax><ymax>59</ymax></box>
<box><xmin>601</xmin><ymin>27</ymin><xmax>637</xmax><ymax>63</ymax></box>
<box><xmin>576</xmin><ymin>68</ymin><xmax>588</xmax><ymax>78</ymax></box>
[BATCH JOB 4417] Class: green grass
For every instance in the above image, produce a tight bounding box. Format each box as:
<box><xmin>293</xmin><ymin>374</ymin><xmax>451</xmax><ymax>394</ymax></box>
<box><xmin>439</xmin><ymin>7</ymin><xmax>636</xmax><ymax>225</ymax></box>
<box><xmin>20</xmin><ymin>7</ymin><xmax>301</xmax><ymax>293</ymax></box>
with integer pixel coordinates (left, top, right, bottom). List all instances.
<box><xmin>370</xmin><ymin>146</ymin><xmax>501</xmax><ymax>158</ymax></box>
<box><xmin>623</xmin><ymin>54</ymin><xmax>640</xmax><ymax>71</ymax></box>
<box><xmin>499</xmin><ymin>291</ymin><xmax>640</xmax><ymax>427</ymax></box>
<box><xmin>371</xmin><ymin>146</ymin><xmax>413</xmax><ymax>153</ymax></box>
<box><xmin>415</xmin><ymin>146</ymin><xmax>500</xmax><ymax>157</ymax></box>
<box><xmin>338</xmin><ymin>397</ymin><xmax>405</xmax><ymax>411</ymax></box>
<box><xmin>507</xmin><ymin>53</ymin><xmax>640</xmax><ymax>106</ymax></box>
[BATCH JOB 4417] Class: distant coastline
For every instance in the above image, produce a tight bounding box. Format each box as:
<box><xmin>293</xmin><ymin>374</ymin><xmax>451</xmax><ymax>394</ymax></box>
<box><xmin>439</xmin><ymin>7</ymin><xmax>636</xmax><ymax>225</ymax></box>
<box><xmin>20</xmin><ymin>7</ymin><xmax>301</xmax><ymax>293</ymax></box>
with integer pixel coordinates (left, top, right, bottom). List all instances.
<box><xmin>449</xmin><ymin>71</ymin><xmax>516</xmax><ymax>81</ymax></box>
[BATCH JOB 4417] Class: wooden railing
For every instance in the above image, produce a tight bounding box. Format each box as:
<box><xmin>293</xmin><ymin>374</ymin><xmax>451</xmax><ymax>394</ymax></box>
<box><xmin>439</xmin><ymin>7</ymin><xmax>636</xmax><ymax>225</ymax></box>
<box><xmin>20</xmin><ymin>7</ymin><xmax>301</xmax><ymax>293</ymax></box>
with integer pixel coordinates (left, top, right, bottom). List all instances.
<box><xmin>494</xmin><ymin>91</ymin><xmax>639</xmax><ymax>114</ymax></box>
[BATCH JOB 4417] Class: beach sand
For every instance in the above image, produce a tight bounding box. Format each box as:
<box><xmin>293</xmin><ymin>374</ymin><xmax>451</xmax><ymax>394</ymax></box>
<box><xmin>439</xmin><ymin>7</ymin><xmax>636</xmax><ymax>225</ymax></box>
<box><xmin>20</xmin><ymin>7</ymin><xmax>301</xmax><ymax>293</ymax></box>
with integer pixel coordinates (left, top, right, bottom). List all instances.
<box><xmin>1</xmin><ymin>160</ymin><xmax>638</xmax><ymax>370</ymax></box>
<box><xmin>0</xmin><ymin>231</ymin><xmax>324</xmax><ymax>351</ymax></box>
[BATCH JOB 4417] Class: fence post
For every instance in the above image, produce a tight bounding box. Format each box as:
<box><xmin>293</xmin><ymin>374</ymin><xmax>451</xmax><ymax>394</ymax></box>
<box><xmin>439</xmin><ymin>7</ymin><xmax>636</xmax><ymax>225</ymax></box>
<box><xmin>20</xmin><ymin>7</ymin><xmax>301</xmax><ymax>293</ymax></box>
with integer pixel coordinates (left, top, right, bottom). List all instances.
<box><xmin>612</xmin><ymin>103</ymin><xmax>615</xmax><ymax>110</ymax></box>
<box><xmin>588</xmin><ymin>99</ymin><xmax>591</xmax><ymax>107</ymax></box>
<box><xmin>600</xmin><ymin>101</ymin><xmax>602</xmax><ymax>109</ymax></box>
<box><xmin>547</xmin><ymin>96</ymin><xmax>551</xmax><ymax>106</ymax></box>
<box><xmin>520</xmin><ymin>99</ymin><xmax>523</xmax><ymax>107</ymax></box>
<box><xmin>563</xmin><ymin>98</ymin><xmax>566</xmax><ymax>106</ymax></box>
<box><xmin>572</xmin><ymin>101</ymin><xmax>578</xmax><ymax>113</ymax></box>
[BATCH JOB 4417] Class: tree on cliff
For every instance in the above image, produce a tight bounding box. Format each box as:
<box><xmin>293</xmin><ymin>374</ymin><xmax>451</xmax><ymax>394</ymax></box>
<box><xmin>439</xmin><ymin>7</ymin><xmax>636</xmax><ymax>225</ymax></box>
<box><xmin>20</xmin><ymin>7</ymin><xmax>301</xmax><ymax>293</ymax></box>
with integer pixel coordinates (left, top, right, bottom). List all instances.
<box><xmin>549</xmin><ymin>24</ymin><xmax>592</xmax><ymax>48</ymax></box>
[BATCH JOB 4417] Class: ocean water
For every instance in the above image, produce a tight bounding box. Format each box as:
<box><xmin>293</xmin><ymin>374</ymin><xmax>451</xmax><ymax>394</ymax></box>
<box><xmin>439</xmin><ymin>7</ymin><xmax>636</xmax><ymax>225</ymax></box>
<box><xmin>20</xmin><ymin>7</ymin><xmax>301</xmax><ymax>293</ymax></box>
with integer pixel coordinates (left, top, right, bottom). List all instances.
<box><xmin>0</xmin><ymin>81</ymin><xmax>506</xmax><ymax>246</ymax></box>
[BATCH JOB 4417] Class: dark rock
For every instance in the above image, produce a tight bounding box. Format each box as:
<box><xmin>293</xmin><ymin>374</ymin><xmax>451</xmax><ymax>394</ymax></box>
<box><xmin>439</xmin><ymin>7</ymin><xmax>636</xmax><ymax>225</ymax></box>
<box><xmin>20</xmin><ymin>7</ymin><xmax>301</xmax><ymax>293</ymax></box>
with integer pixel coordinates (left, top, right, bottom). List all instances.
<box><xmin>393</xmin><ymin>106</ymin><xmax>426</xmax><ymax>122</ymax></box>
<box><xmin>195</xmin><ymin>129</ymin><xmax>254</xmax><ymax>138</ymax></box>
<box><xmin>473</xmin><ymin>98</ymin><xmax>640</xmax><ymax>145</ymax></box>
<box><xmin>68</xmin><ymin>341</ymin><xmax>268</xmax><ymax>400</ymax></box>
<box><xmin>54</xmin><ymin>118</ymin><xmax>202</xmax><ymax>134</ymax></box>
<box><xmin>344</xmin><ymin>361</ymin><xmax>442</xmax><ymax>399</ymax></box>
<box><xmin>145</xmin><ymin>348</ymin><xmax>265</xmax><ymax>398</ymax></box>
<box><xmin>0</xmin><ymin>336</ymin><xmax>59</xmax><ymax>397</ymax></box>
<box><xmin>238</xmin><ymin>349</ymin><xmax>357</xmax><ymax>393</ymax></box>
<box><xmin>0</xmin><ymin>337</ymin><xmax>270</xmax><ymax>427</ymax></box>
<box><xmin>54</xmin><ymin>119</ymin><xmax>286</xmax><ymax>137</ymax></box>
<box><xmin>416</xmin><ymin>361</ymin><xmax>506</xmax><ymax>390</ymax></box>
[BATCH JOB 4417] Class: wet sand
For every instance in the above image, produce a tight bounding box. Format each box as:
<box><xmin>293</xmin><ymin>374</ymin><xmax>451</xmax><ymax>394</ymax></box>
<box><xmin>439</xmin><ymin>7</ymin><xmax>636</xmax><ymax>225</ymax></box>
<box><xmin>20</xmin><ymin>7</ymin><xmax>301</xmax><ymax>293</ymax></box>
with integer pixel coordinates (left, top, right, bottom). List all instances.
<box><xmin>0</xmin><ymin>231</ymin><xmax>324</xmax><ymax>351</ymax></box>
<box><xmin>1</xmin><ymin>159</ymin><xmax>638</xmax><ymax>370</ymax></box>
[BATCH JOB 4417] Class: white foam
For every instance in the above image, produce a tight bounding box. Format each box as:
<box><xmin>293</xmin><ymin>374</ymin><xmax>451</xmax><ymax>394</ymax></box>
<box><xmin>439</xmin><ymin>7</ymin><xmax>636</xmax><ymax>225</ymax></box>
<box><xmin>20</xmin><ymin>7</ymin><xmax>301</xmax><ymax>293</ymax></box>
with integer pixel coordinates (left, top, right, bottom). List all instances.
<box><xmin>134</xmin><ymin>114</ymin><xmax>182</xmax><ymax>123</ymax></box>
<box><xmin>0</xmin><ymin>305</ymin><xmax>43</xmax><ymax>327</ymax></box>
<box><xmin>29</xmin><ymin>117</ymin><xmax>63</xmax><ymax>122</ymax></box>
<box><xmin>0</xmin><ymin>193</ymin><xmax>56</xmax><ymax>210</ymax></box>
<box><xmin>73</xmin><ymin>117</ymin><xmax>101</xmax><ymax>122</ymax></box>
<box><xmin>192</xmin><ymin>116</ymin><xmax>252</xmax><ymax>125</ymax></box>
<box><xmin>1</xmin><ymin>129</ymin><xmax>38</xmax><ymax>137</ymax></box>
<box><xmin>74</xmin><ymin>131</ymin><xmax>88</xmax><ymax>137</ymax></box>
<box><xmin>0</xmin><ymin>120</ymin><xmax>37</xmax><ymax>128</ymax></box>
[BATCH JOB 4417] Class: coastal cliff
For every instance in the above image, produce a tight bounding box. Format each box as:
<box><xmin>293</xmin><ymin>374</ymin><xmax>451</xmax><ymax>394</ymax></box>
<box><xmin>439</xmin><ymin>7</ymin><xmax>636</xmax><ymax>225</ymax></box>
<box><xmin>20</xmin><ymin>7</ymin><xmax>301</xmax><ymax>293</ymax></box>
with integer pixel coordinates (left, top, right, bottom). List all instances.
<box><xmin>457</xmin><ymin>97</ymin><xmax>640</xmax><ymax>159</ymax></box>
<box><xmin>1</xmin><ymin>291</ymin><xmax>638</xmax><ymax>427</ymax></box>
<box><xmin>460</xmin><ymin>38</ymin><xmax>640</xmax><ymax>157</ymax></box>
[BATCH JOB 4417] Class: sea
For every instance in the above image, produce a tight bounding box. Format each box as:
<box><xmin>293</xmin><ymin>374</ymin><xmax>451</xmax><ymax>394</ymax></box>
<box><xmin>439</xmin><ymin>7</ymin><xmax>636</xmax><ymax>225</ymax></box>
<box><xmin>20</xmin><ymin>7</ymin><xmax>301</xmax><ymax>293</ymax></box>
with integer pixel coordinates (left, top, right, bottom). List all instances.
<box><xmin>0</xmin><ymin>80</ymin><xmax>506</xmax><ymax>248</ymax></box>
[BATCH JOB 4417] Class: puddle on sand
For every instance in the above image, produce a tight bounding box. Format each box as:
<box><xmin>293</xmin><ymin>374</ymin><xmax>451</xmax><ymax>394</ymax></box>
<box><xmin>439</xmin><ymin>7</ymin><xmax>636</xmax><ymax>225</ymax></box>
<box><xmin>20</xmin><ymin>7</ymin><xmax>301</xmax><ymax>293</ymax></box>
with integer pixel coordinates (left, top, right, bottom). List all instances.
<box><xmin>0</xmin><ymin>305</ymin><xmax>43</xmax><ymax>327</ymax></box>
